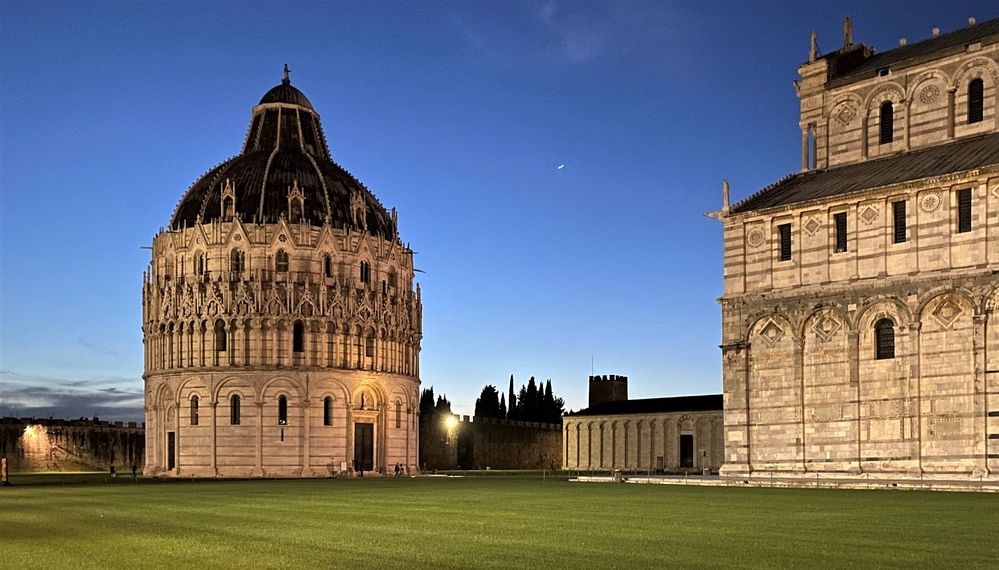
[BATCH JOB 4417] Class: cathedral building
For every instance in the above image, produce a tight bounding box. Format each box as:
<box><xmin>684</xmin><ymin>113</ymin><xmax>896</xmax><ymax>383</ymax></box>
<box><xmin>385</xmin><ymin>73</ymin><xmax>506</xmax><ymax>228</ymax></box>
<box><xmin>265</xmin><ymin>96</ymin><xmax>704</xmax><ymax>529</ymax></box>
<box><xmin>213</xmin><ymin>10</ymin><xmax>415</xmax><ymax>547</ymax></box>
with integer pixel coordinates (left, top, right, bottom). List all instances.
<box><xmin>713</xmin><ymin>18</ymin><xmax>999</xmax><ymax>481</ymax></box>
<box><xmin>142</xmin><ymin>69</ymin><xmax>422</xmax><ymax>477</ymax></box>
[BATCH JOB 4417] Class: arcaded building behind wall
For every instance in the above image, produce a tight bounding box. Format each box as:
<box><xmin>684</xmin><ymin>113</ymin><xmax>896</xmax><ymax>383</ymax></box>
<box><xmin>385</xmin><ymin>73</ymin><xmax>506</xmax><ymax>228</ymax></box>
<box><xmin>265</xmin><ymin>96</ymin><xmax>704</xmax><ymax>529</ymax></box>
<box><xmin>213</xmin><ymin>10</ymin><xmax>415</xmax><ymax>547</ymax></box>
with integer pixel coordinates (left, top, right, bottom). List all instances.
<box><xmin>713</xmin><ymin>18</ymin><xmax>999</xmax><ymax>481</ymax></box>
<box><xmin>563</xmin><ymin>376</ymin><xmax>723</xmax><ymax>473</ymax></box>
<box><xmin>143</xmin><ymin>70</ymin><xmax>422</xmax><ymax>477</ymax></box>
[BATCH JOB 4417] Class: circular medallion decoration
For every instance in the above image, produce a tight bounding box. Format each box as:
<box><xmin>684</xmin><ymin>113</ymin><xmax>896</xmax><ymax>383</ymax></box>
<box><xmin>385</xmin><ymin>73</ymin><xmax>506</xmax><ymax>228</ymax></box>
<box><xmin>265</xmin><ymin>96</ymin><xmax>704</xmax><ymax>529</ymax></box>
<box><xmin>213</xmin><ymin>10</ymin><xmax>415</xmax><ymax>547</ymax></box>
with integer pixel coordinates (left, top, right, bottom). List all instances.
<box><xmin>920</xmin><ymin>192</ymin><xmax>940</xmax><ymax>213</ymax></box>
<box><xmin>919</xmin><ymin>84</ymin><xmax>939</xmax><ymax>104</ymax></box>
<box><xmin>747</xmin><ymin>228</ymin><xmax>766</xmax><ymax>248</ymax></box>
<box><xmin>278</xmin><ymin>234</ymin><xmax>287</xmax><ymax>242</ymax></box>
<box><xmin>234</xmin><ymin>234</ymin><xmax>242</xmax><ymax>241</ymax></box>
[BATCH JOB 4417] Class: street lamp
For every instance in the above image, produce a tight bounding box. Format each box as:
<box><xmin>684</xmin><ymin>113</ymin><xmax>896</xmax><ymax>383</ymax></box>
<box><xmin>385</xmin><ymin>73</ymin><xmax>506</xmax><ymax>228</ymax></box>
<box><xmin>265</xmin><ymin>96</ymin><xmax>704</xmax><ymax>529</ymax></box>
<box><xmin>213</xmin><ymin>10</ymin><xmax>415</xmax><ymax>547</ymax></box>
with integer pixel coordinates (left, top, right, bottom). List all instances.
<box><xmin>444</xmin><ymin>414</ymin><xmax>458</xmax><ymax>446</ymax></box>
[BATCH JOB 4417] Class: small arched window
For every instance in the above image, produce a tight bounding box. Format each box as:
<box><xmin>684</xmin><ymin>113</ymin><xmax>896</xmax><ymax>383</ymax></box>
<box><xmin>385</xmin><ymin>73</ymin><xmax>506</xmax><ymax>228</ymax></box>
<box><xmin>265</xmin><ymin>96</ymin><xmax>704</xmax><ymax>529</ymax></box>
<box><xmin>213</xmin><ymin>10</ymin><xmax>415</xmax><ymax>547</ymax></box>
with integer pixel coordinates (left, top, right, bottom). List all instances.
<box><xmin>293</xmin><ymin>320</ymin><xmax>305</xmax><ymax>353</ymax></box>
<box><xmin>190</xmin><ymin>396</ymin><xmax>200</xmax><ymax>426</ymax></box>
<box><xmin>276</xmin><ymin>250</ymin><xmax>289</xmax><ymax>273</ymax></box>
<box><xmin>395</xmin><ymin>401</ymin><xmax>402</xmax><ymax>429</ymax></box>
<box><xmin>230</xmin><ymin>249</ymin><xmax>243</xmax><ymax>273</ymax></box>
<box><xmin>875</xmin><ymin>318</ymin><xmax>895</xmax><ymax>360</ymax></box>
<box><xmin>278</xmin><ymin>395</ymin><xmax>288</xmax><ymax>425</ymax></box>
<box><xmin>196</xmin><ymin>253</ymin><xmax>205</xmax><ymax>275</ymax></box>
<box><xmin>879</xmin><ymin>101</ymin><xmax>894</xmax><ymax>144</ymax></box>
<box><xmin>214</xmin><ymin>320</ymin><xmax>227</xmax><ymax>352</ymax></box>
<box><xmin>323</xmin><ymin>396</ymin><xmax>333</xmax><ymax>426</ymax></box>
<box><xmin>289</xmin><ymin>199</ymin><xmax>303</xmax><ymax>223</ymax></box>
<box><xmin>968</xmin><ymin>78</ymin><xmax>984</xmax><ymax>124</ymax></box>
<box><xmin>360</xmin><ymin>261</ymin><xmax>370</xmax><ymax>284</ymax></box>
<box><xmin>324</xmin><ymin>255</ymin><xmax>333</xmax><ymax>278</ymax></box>
<box><xmin>230</xmin><ymin>394</ymin><xmax>241</xmax><ymax>425</ymax></box>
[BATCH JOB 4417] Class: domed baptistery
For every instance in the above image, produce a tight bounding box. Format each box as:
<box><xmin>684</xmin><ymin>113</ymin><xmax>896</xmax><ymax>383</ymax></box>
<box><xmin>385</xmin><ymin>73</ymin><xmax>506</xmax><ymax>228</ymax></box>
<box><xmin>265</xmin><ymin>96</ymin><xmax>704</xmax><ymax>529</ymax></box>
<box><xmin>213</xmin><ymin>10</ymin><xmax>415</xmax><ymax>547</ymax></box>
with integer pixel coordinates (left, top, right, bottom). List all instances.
<box><xmin>142</xmin><ymin>68</ymin><xmax>422</xmax><ymax>477</ymax></box>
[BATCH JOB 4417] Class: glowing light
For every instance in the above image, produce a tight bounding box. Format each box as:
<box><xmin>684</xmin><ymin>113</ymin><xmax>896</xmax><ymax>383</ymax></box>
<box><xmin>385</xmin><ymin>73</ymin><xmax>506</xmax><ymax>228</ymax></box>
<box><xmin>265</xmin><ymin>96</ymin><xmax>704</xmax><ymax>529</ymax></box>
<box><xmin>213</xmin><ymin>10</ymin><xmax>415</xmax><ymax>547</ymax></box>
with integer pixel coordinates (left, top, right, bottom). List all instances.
<box><xmin>444</xmin><ymin>415</ymin><xmax>458</xmax><ymax>430</ymax></box>
<box><xmin>22</xmin><ymin>424</ymin><xmax>45</xmax><ymax>443</ymax></box>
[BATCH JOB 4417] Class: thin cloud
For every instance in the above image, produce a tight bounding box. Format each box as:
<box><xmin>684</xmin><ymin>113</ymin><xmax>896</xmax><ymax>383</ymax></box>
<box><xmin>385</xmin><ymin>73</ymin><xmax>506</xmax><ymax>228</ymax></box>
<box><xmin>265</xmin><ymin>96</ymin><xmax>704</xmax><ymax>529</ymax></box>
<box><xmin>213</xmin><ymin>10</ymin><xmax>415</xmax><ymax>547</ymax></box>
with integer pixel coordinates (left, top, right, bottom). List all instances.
<box><xmin>0</xmin><ymin>369</ymin><xmax>144</xmax><ymax>422</ymax></box>
<box><xmin>78</xmin><ymin>337</ymin><xmax>122</xmax><ymax>357</ymax></box>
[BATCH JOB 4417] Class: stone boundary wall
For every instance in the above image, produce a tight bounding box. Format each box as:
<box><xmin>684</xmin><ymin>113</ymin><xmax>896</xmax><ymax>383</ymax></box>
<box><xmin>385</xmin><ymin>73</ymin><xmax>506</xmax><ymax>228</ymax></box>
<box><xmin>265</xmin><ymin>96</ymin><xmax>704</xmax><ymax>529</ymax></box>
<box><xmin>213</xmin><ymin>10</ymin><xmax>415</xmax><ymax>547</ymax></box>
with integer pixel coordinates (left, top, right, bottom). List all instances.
<box><xmin>0</xmin><ymin>417</ymin><xmax>145</xmax><ymax>473</ymax></box>
<box><xmin>420</xmin><ymin>416</ymin><xmax>562</xmax><ymax>471</ymax></box>
<box><xmin>466</xmin><ymin>417</ymin><xmax>562</xmax><ymax>470</ymax></box>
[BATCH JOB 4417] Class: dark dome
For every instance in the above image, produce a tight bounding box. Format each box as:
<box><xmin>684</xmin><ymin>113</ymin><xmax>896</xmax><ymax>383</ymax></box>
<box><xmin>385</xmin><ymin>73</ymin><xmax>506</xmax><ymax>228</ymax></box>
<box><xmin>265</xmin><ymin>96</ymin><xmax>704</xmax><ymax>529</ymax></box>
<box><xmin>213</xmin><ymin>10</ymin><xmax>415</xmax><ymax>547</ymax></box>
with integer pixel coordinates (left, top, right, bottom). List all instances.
<box><xmin>169</xmin><ymin>74</ymin><xmax>395</xmax><ymax>241</ymax></box>
<box><xmin>259</xmin><ymin>82</ymin><xmax>314</xmax><ymax>110</ymax></box>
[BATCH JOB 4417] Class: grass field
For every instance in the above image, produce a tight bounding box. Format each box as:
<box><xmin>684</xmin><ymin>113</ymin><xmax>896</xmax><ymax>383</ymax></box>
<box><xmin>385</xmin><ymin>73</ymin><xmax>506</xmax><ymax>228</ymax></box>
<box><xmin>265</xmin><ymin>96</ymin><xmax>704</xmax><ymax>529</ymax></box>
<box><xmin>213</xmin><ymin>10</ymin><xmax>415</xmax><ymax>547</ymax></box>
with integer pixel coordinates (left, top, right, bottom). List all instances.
<box><xmin>1</xmin><ymin>473</ymin><xmax>997</xmax><ymax>569</ymax></box>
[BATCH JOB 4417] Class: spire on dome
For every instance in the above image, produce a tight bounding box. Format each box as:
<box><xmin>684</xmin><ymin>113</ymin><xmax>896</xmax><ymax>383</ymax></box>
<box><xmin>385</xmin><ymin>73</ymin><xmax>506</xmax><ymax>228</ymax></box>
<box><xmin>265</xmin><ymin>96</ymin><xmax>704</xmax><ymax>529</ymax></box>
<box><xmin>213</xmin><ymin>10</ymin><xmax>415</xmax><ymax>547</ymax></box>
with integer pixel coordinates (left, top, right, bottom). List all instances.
<box><xmin>282</xmin><ymin>63</ymin><xmax>291</xmax><ymax>85</ymax></box>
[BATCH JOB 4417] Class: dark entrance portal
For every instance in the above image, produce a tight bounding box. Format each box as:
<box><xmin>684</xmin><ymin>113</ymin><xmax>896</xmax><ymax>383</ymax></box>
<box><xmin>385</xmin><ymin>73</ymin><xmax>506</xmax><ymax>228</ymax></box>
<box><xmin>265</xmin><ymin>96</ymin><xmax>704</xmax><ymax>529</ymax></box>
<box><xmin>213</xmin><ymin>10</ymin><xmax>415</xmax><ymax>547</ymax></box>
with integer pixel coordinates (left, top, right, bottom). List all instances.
<box><xmin>679</xmin><ymin>434</ymin><xmax>694</xmax><ymax>468</ymax></box>
<box><xmin>354</xmin><ymin>423</ymin><xmax>374</xmax><ymax>472</ymax></box>
<box><xmin>167</xmin><ymin>432</ymin><xmax>176</xmax><ymax>470</ymax></box>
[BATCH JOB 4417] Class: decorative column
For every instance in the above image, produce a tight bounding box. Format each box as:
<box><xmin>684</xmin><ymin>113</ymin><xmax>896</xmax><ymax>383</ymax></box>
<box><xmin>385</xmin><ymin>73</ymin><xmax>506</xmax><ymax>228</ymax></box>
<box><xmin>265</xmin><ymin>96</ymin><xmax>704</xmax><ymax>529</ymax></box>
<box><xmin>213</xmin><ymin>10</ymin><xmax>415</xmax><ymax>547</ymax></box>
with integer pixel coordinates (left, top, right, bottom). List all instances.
<box><xmin>849</xmin><ymin>329</ymin><xmax>862</xmax><ymax>473</ymax></box>
<box><xmin>795</xmin><ymin>335</ymin><xmax>806</xmax><ymax>472</ymax></box>
<box><xmin>800</xmin><ymin>126</ymin><xmax>809</xmax><ymax>171</ymax></box>
<box><xmin>210</xmin><ymin>399</ymin><xmax>218</xmax><ymax>476</ymax></box>
<box><xmin>254</xmin><ymin>401</ymin><xmax>264</xmax><ymax>477</ymax></box>
<box><xmin>346</xmin><ymin>401</ymin><xmax>354</xmax><ymax>472</ymax></box>
<box><xmin>946</xmin><ymin>88</ymin><xmax>956</xmax><ymax>139</ymax></box>
<box><xmin>908</xmin><ymin>322</ymin><xmax>923</xmax><ymax>476</ymax></box>
<box><xmin>302</xmin><ymin>397</ymin><xmax>312</xmax><ymax>476</ymax></box>
<box><xmin>973</xmin><ymin>314</ymin><xmax>989</xmax><ymax>477</ymax></box>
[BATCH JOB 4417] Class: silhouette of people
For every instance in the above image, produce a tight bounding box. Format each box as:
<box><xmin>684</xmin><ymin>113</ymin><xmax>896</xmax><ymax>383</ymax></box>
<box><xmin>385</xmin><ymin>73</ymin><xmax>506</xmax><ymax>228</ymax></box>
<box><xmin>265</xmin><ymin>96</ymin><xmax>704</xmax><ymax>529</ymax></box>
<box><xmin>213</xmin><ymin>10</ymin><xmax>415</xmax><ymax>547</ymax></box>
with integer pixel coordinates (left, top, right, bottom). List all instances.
<box><xmin>131</xmin><ymin>464</ymin><xmax>138</xmax><ymax>480</ymax></box>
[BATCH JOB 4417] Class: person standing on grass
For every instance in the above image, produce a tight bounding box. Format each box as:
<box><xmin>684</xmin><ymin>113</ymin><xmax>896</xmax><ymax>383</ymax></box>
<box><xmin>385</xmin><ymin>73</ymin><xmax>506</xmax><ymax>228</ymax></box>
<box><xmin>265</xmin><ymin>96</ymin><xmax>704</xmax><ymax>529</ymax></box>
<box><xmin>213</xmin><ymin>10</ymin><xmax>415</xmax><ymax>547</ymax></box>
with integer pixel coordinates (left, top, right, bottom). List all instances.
<box><xmin>131</xmin><ymin>464</ymin><xmax>137</xmax><ymax>480</ymax></box>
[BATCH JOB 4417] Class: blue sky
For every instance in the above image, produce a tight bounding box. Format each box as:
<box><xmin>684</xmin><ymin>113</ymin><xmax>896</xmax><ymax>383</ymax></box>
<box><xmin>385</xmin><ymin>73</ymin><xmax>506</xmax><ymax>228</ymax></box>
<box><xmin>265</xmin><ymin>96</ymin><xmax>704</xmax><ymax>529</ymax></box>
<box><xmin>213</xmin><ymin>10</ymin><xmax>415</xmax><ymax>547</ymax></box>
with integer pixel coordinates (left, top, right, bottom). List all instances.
<box><xmin>1</xmin><ymin>1</ymin><xmax>995</xmax><ymax>421</ymax></box>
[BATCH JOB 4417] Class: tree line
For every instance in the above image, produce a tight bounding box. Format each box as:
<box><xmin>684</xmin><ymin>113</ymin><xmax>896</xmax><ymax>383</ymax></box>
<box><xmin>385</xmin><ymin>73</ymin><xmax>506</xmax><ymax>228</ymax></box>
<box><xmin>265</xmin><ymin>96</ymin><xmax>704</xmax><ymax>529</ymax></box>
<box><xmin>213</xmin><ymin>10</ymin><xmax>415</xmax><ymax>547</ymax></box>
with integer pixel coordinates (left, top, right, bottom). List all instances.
<box><xmin>474</xmin><ymin>375</ymin><xmax>564</xmax><ymax>424</ymax></box>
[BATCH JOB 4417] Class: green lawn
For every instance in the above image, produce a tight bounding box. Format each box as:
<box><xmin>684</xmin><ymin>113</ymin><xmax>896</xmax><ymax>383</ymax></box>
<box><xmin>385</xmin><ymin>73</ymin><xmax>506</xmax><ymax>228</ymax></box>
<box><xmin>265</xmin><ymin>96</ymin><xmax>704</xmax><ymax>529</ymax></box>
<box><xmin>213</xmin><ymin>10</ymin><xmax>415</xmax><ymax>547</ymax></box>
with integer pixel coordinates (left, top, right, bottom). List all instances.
<box><xmin>1</xmin><ymin>474</ymin><xmax>996</xmax><ymax>569</ymax></box>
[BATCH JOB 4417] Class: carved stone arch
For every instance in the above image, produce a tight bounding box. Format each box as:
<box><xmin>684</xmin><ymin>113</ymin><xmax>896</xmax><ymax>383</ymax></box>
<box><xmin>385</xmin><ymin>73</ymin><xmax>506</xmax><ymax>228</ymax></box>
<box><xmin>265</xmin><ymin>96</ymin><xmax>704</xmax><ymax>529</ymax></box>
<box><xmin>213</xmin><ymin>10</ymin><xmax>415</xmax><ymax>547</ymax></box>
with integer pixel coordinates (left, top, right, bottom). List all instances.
<box><xmin>828</xmin><ymin>92</ymin><xmax>863</xmax><ymax>129</ymax></box>
<box><xmin>176</xmin><ymin>376</ymin><xmax>208</xmax><ymax>404</ymax></box>
<box><xmin>746</xmin><ymin>312</ymin><xmax>797</xmax><ymax>346</ymax></box>
<box><xmin>212</xmin><ymin>376</ymin><xmax>257</xmax><ymax>402</ymax></box>
<box><xmin>984</xmin><ymin>287</ymin><xmax>999</xmax><ymax>314</ymax></box>
<box><xmin>155</xmin><ymin>383</ymin><xmax>175</xmax><ymax>408</ymax></box>
<box><xmin>915</xmin><ymin>286</ymin><xmax>976</xmax><ymax>321</ymax></box>
<box><xmin>799</xmin><ymin>304</ymin><xmax>851</xmax><ymax>339</ymax></box>
<box><xmin>907</xmin><ymin>69</ymin><xmax>951</xmax><ymax>103</ymax></box>
<box><xmin>312</xmin><ymin>379</ymin><xmax>350</xmax><ymax>403</ymax></box>
<box><xmin>297</xmin><ymin>297</ymin><xmax>317</xmax><ymax>317</ymax></box>
<box><xmin>864</xmin><ymin>82</ymin><xmax>906</xmax><ymax>114</ymax></box>
<box><xmin>856</xmin><ymin>297</ymin><xmax>910</xmax><ymax>334</ymax></box>
<box><xmin>677</xmin><ymin>415</ymin><xmax>695</xmax><ymax>432</ymax></box>
<box><xmin>352</xmin><ymin>381</ymin><xmax>387</xmax><ymax>409</ymax></box>
<box><xmin>950</xmin><ymin>56</ymin><xmax>999</xmax><ymax>90</ymax></box>
<box><xmin>261</xmin><ymin>375</ymin><xmax>306</xmax><ymax>403</ymax></box>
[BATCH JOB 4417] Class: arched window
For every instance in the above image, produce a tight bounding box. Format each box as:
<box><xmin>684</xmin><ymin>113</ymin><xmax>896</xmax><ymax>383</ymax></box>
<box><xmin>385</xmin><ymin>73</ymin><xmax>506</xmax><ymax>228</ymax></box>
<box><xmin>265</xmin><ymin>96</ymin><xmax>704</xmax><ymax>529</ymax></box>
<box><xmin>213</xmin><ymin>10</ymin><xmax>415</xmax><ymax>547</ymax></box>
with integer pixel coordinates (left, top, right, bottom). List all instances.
<box><xmin>230</xmin><ymin>249</ymin><xmax>243</xmax><ymax>273</ymax></box>
<box><xmin>190</xmin><ymin>396</ymin><xmax>200</xmax><ymax>426</ymax></box>
<box><xmin>323</xmin><ymin>396</ymin><xmax>333</xmax><ymax>426</ymax></box>
<box><xmin>196</xmin><ymin>253</ymin><xmax>205</xmax><ymax>275</ymax></box>
<box><xmin>875</xmin><ymin>318</ymin><xmax>895</xmax><ymax>360</ymax></box>
<box><xmin>289</xmin><ymin>199</ymin><xmax>302</xmax><ymax>223</ymax></box>
<box><xmin>278</xmin><ymin>395</ymin><xmax>288</xmax><ymax>425</ymax></box>
<box><xmin>879</xmin><ymin>101</ymin><xmax>894</xmax><ymax>144</ymax></box>
<box><xmin>388</xmin><ymin>269</ymin><xmax>397</xmax><ymax>290</ymax></box>
<box><xmin>968</xmin><ymin>78</ymin><xmax>984</xmax><ymax>124</ymax></box>
<box><xmin>324</xmin><ymin>255</ymin><xmax>333</xmax><ymax>278</ymax></box>
<box><xmin>276</xmin><ymin>250</ymin><xmax>289</xmax><ymax>273</ymax></box>
<box><xmin>360</xmin><ymin>261</ymin><xmax>370</xmax><ymax>284</ymax></box>
<box><xmin>230</xmin><ymin>394</ymin><xmax>241</xmax><ymax>425</ymax></box>
<box><xmin>214</xmin><ymin>320</ymin><xmax>227</xmax><ymax>352</ymax></box>
<box><xmin>293</xmin><ymin>320</ymin><xmax>305</xmax><ymax>353</ymax></box>
<box><xmin>395</xmin><ymin>401</ymin><xmax>402</xmax><ymax>429</ymax></box>
<box><xmin>222</xmin><ymin>196</ymin><xmax>234</xmax><ymax>221</ymax></box>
